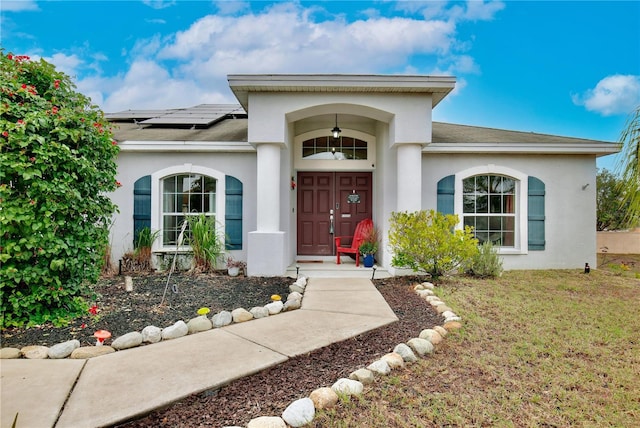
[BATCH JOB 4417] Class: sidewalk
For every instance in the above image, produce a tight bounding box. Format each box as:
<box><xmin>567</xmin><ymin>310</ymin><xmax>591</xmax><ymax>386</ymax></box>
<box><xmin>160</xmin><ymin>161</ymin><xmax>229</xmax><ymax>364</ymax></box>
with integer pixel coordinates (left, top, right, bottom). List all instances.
<box><xmin>1</xmin><ymin>277</ymin><xmax>398</xmax><ymax>428</ymax></box>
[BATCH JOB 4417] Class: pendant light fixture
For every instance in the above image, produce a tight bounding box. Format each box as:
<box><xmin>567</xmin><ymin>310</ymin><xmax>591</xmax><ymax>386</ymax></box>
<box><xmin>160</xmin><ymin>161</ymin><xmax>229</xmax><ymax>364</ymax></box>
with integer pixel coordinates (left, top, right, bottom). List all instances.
<box><xmin>331</xmin><ymin>114</ymin><xmax>341</xmax><ymax>139</ymax></box>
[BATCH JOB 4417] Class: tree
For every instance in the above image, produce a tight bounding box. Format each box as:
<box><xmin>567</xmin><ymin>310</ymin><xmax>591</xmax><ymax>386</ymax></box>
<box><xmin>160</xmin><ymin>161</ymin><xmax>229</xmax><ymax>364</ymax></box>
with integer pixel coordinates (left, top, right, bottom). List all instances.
<box><xmin>597</xmin><ymin>168</ymin><xmax>632</xmax><ymax>230</ymax></box>
<box><xmin>388</xmin><ymin>210</ymin><xmax>479</xmax><ymax>278</ymax></box>
<box><xmin>615</xmin><ymin>105</ymin><xmax>640</xmax><ymax>227</ymax></box>
<box><xmin>0</xmin><ymin>51</ymin><xmax>119</xmax><ymax>327</ymax></box>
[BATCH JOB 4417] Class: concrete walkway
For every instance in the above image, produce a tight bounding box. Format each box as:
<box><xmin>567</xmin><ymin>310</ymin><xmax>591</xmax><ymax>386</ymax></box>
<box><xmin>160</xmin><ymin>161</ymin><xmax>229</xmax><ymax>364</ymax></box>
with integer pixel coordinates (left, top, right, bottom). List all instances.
<box><xmin>1</xmin><ymin>277</ymin><xmax>398</xmax><ymax>428</ymax></box>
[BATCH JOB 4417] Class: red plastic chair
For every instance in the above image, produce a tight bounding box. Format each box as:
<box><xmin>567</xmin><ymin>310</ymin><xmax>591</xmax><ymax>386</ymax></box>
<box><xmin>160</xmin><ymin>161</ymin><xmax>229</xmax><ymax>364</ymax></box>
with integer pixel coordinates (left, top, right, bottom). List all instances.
<box><xmin>334</xmin><ymin>218</ymin><xmax>373</xmax><ymax>267</ymax></box>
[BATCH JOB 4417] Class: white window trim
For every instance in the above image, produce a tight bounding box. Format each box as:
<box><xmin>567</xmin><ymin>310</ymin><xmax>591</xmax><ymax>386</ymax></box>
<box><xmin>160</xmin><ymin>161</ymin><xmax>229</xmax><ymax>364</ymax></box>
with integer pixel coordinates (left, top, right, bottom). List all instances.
<box><xmin>151</xmin><ymin>164</ymin><xmax>226</xmax><ymax>252</ymax></box>
<box><xmin>455</xmin><ymin>165</ymin><xmax>528</xmax><ymax>255</ymax></box>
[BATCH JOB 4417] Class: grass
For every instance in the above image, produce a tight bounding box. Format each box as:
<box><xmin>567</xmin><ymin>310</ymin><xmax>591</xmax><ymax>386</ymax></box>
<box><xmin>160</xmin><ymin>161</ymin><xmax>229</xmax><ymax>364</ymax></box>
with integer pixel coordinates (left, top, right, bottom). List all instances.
<box><xmin>313</xmin><ymin>258</ymin><xmax>640</xmax><ymax>427</ymax></box>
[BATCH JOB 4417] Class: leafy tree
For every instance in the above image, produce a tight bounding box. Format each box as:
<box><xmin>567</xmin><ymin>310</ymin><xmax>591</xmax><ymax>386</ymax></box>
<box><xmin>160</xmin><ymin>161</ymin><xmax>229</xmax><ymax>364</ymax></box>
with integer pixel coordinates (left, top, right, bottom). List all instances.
<box><xmin>388</xmin><ymin>210</ymin><xmax>479</xmax><ymax>278</ymax></box>
<box><xmin>615</xmin><ymin>105</ymin><xmax>640</xmax><ymax>227</ymax></box>
<box><xmin>0</xmin><ymin>51</ymin><xmax>119</xmax><ymax>327</ymax></box>
<box><xmin>597</xmin><ymin>168</ymin><xmax>632</xmax><ymax>230</ymax></box>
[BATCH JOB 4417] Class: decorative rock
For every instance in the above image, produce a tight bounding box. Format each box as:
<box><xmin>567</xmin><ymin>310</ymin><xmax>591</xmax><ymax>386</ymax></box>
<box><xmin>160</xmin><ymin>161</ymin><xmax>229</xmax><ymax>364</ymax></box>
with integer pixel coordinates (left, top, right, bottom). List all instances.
<box><xmin>112</xmin><ymin>332</ymin><xmax>144</xmax><ymax>350</ymax></box>
<box><xmin>367</xmin><ymin>359</ymin><xmax>391</xmax><ymax>375</ymax></box>
<box><xmin>425</xmin><ymin>296</ymin><xmax>442</xmax><ymax>303</ymax></box>
<box><xmin>0</xmin><ymin>348</ymin><xmax>21</xmax><ymax>359</ymax></box>
<box><xmin>309</xmin><ymin>387</ymin><xmax>339</xmax><ymax>409</ymax></box>
<box><xmin>331</xmin><ymin>378</ymin><xmax>364</xmax><ymax>396</ymax></box>
<box><xmin>71</xmin><ymin>346</ymin><xmax>116</xmax><ymax>359</ymax></box>
<box><xmin>393</xmin><ymin>343</ymin><xmax>418</xmax><ymax>362</ymax></box>
<box><xmin>265</xmin><ymin>301</ymin><xmax>284</xmax><ymax>315</ymax></box>
<box><xmin>161</xmin><ymin>320</ymin><xmax>189</xmax><ymax>340</ymax></box>
<box><xmin>250</xmin><ymin>306</ymin><xmax>270</xmax><ymax>319</ymax></box>
<box><xmin>187</xmin><ymin>316</ymin><xmax>213</xmax><ymax>334</ymax></box>
<box><xmin>442</xmin><ymin>310</ymin><xmax>457</xmax><ymax>319</ymax></box>
<box><xmin>21</xmin><ymin>345</ymin><xmax>49</xmax><ymax>359</ymax></box>
<box><xmin>407</xmin><ymin>338</ymin><xmax>434</xmax><ymax>356</ymax></box>
<box><xmin>416</xmin><ymin>289</ymin><xmax>434</xmax><ymax>298</ymax></box>
<box><xmin>246</xmin><ymin>416</ymin><xmax>286</xmax><ymax>428</ymax></box>
<box><xmin>445</xmin><ymin>316</ymin><xmax>462</xmax><ymax>323</ymax></box>
<box><xmin>48</xmin><ymin>340</ymin><xmax>80</xmax><ymax>359</ymax></box>
<box><xmin>433</xmin><ymin>325</ymin><xmax>448</xmax><ymax>337</ymax></box>
<box><xmin>142</xmin><ymin>325</ymin><xmax>162</xmax><ymax>343</ymax></box>
<box><xmin>283</xmin><ymin>299</ymin><xmax>301</xmax><ymax>311</ymax></box>
<box><xmin>295</xmin><ymin>276</ymin><xmax>307</xmax><ymax>287</ymax></box>
<box><xmin>436</xmin><ymin>305</ymin><xmax>453</xmax><ymax>314</ymax></box>
<box><xmin>282</xmin><ymin>397</ymin><xmax>315</xmax><ymax>427</ymax></box>
<box><xmin>349</xmin><ymin>368</ymin><xmax>375</xmax><ymax>384</ymax></box>
<box><xmin>422</xmin><ymin>281</ymin><xmax>435</xmax><ymax>289</ymax></box>
<box><xmin>419</xmin><ymin>329</ymin><xmax>443</xmax><ymax>345</ymax></box>
<box><xmin>289</xmin><ymin>284</ymin><xmax>305</xmax><ymax>294</ymax></box>
<box><xmin>231</xmin><ymin>308</ymin><xmax>253</xmax><ymax>323</ymax></box>
<box><xmin>212</xmin><ymin>310</ymin><xmax>233</xmax><ymax>328</ymax></box>
<box><xmin>430</xmin><ymin>300</ymin><xmax>447</xmax><ymax>308</ymax></box>
<box><xmin>381</xmin><ymin>352</ymin><xmax>405</xmax><ymax>369</ymax></box>
<box><xmin>444</xmin><ymin>320</ymin><xmax>463</xmax><ymax>330</ymax></box>
<box><xmin>288</xmin><ymin>291</ymin><xmax>303</xmax><ymax>301</ymax></box>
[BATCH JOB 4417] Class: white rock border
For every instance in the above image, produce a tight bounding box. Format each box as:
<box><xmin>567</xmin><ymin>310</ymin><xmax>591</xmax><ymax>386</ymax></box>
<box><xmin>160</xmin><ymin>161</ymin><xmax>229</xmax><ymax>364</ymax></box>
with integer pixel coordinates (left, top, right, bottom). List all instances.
<box><xmin>236</xmin><ymin>281</ymin><xmax>463</xmax><ymax>428</ymax></box>
<box><xmin>0</xmin><ymin>277</ymin><xmax>309</xmax><ymax>360</ymax></box>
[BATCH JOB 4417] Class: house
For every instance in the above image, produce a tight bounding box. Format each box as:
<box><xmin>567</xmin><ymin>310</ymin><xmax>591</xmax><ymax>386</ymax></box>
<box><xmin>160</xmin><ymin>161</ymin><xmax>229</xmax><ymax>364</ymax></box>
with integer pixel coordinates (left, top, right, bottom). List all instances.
<box><xmin>106</xmin><ymin>74</ymin><xmax>620</xmax><ymax>276</ymax></box>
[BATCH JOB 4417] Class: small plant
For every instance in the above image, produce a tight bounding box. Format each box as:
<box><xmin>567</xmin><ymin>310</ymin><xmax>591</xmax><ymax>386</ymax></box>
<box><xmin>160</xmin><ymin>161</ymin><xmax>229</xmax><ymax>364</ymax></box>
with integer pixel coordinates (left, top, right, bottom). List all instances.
<box><xmin>464</xmin><ymin>241</ymin><xmax>504</xmax><ymax>278</ymax></box>
<box><xmin>121</xmin><ymin>227</ymin><xmax>159</xmax><ymax>272</ymax></box>
<box><xmin>358</xmin><ymin>225</ymin><xmax>379</xmax><ymax>256</ymax></box>
<box><xmin>226</xmin><ymin>257</ymin><xmax>247</xmax><ymax>269</ymax></box>
<box><xmin>187</xmin><ymin>214</ymin><xmax>226</xmax><ymax>272</ymax></box>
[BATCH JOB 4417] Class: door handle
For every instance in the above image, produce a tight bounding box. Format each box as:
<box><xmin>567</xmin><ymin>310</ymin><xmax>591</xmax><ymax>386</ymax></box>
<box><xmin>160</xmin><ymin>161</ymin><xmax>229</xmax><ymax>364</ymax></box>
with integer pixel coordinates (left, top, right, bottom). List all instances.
<box><xmin>329</xmin><ymin>212</ymin><xmax>334</xmax><ymax>234</ymax></box>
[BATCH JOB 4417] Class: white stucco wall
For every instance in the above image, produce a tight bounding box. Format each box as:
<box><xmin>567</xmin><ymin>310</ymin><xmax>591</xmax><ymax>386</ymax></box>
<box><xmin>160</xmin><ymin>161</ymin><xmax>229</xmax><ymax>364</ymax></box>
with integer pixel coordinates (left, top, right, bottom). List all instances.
<box><xmin>109</xmin><ymin>150</ymin><xmax>257</xmax><ymax>266</ymax></box>
<box><xmin>422</xmin><ymin>153</ymin><xmax>598</xmax><ymax>270</ymax></box>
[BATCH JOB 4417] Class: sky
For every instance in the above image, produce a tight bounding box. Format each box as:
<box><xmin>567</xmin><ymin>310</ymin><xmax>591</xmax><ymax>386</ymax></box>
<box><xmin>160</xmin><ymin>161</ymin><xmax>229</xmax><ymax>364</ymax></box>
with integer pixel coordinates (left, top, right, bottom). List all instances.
<box><xmin>2</xmin><ymin>1</ymin><xmax>639</xmax><ymax>170</ymax></box>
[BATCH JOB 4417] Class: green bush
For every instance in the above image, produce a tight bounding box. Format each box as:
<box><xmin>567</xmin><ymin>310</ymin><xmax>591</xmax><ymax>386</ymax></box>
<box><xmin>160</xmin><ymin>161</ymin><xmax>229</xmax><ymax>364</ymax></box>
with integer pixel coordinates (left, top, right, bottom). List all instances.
<box><xmin>0</xmin><ymin>51</ymin><xmax>119</xmax><ymax>327</ymax></box>
<box><xmin>464</xmin><ymin>240</ymin><xmax>504</xmax><ymax>278</ymax></box>
<box><xmin>388</xmin><ymin>210</ymin><xmax>479</xmax><ymax>278</ymax></box>
<box><xmin>186</xmin><ymin>214</ymin><xmax>226</xmax><ymax>272</ymax></box>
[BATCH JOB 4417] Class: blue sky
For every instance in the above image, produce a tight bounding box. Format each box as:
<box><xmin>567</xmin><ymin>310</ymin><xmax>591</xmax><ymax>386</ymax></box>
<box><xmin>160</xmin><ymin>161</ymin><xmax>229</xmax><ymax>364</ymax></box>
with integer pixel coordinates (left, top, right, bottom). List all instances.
<box><xmin>2</xmin><ymin>1</ymin><xmax>639</xmax><ymax>170</ymax></box>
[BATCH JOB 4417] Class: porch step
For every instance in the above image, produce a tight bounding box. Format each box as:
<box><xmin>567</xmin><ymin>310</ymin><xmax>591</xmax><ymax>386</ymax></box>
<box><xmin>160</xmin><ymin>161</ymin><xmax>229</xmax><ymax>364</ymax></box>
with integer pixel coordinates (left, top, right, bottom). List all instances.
<box><xmin>286</xmin><ymin>259</ymin><xmax>390</xmax><ymax>279</ymax></box>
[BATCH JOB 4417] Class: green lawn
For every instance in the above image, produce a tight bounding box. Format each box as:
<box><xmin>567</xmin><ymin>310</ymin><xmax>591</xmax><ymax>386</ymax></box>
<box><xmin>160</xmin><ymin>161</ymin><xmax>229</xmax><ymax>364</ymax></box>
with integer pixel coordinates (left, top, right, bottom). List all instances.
<box><xmin>313</xmin><ymin>265</ymin><xmax>640</xmax><ymax>427</ymax></box>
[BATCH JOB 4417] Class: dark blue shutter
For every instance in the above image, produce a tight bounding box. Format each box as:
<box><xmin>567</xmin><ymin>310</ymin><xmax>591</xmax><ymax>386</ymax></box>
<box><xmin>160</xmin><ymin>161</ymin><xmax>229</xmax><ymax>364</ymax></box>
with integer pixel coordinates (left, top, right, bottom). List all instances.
<box><xmin>133</xmin><ymin>175</ymin><xmax>152</xmax><ymax>246</ymax></box>
<box><xmin>437</xmin><ymin>175</ymin><xmax>455</xmax><ymax>215</ymax></box>
<box><xmin>528</xmin><ymin>176</ymin><xmax>545</xmax><ymax>250</ymax></box>
<box><xmin>225</xmin><ymin>175</ymin><xmax>243</xmax><ymax>250</ymax></box>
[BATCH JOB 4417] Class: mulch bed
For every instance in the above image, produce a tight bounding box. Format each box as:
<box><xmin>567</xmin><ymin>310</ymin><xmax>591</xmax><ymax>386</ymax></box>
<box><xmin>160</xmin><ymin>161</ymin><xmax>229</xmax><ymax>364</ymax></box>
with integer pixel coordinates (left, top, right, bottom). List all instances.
<box><xmin>1</xmin><ymin>273</ymin><xmax>442</xmax><ymax>428</ymax></box>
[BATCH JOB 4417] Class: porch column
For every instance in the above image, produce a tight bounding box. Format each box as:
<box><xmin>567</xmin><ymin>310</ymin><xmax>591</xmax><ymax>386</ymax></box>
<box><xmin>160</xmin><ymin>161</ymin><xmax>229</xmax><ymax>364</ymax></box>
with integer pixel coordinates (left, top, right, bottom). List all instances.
<box><xmin>247</xmin><ymin>142</ymin><xmax>287</xmax><ymax>276</ymax></box>
<box><xmin>396</xmin><ymin>143</ymin><xmax>423</xmax><ymax>212</ymax></box>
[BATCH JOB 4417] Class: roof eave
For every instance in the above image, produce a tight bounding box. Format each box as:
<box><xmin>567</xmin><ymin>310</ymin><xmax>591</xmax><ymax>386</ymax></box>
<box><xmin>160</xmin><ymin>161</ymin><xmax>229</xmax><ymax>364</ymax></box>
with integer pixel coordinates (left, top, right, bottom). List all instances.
<box><xmin>423</xmin><ymin>142</ymin><xmax>622</xmax><ymax>157</ymax></box>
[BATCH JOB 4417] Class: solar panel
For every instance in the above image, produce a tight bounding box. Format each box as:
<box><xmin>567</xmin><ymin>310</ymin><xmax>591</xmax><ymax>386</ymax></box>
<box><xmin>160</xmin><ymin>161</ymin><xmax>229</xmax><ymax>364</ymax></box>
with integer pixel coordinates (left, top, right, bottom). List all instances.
<box><xmin>139</xmin><ymin>104</ymin><xmax>246</xmax><ymax>126</ymax></box>
<box><xmin>104</xmin><ymin>110</ymin><xmax>177</xmax><ymax>121</ymax></box>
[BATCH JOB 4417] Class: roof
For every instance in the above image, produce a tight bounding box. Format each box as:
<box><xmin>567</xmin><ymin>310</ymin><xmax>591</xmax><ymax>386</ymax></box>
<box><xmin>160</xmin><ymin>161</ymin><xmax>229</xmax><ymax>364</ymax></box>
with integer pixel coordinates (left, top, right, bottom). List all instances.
<box><xmin>107</xmin><ymin>104</ymin><xmax>619</xmax><ymax>157</ymax></box>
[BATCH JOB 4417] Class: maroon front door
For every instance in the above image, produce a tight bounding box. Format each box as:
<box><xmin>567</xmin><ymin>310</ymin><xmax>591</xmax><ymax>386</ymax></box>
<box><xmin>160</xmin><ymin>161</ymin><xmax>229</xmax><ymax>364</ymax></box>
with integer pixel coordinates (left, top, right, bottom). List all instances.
<box><xmin>297</xmin><ymin>172</ymin><xmax>372</xmax><ymax>256</ymax></box>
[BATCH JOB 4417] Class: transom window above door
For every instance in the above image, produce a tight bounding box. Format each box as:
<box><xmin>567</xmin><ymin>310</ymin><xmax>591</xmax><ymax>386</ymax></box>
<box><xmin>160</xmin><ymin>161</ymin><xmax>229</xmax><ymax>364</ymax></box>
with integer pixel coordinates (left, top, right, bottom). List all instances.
<box><xmin>302</xmin><ymin>136</ymin><xmax>368</xmax><ymax>160</ymax></box>
<box><xmin>462</xmin><ymin>175</ymin><xmax>516</xmax><ymax>247</ymax></box>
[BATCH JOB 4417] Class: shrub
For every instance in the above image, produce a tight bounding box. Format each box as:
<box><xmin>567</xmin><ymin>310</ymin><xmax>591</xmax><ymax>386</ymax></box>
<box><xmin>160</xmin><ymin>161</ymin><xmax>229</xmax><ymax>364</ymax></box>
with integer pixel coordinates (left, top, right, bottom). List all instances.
<box><xmin>186</xmin><ymin>215</ymin><xmax>226</xmax><ymax>272</ymax></box>
<box><xmin>0</xmin><ymin>51</ymin><xmax>119</xmax><ymax>327</ymax></box>
<box><xmin>388</xmin><ymin>210</ymin><xmax>479</xmax><ymax>278</ymax></box>
<box><xmin>465</xmin><ymin>240</ymin><xmax>504</xmax><ymax>278</ymax></box>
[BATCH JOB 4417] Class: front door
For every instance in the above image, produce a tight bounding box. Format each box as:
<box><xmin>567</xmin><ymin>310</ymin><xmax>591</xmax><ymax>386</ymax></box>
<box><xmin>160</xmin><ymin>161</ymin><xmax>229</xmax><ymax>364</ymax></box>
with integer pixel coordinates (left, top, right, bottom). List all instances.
<box><xmin>297</xmin><ymin>172</ymin><xmax>372</xmax><ymax>255</ymax></box>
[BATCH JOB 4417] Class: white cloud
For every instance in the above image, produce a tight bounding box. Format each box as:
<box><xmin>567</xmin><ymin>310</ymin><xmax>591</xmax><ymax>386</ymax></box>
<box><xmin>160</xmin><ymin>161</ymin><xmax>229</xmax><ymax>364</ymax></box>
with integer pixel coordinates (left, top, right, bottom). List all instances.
<box><xmin>43</xmin><ymin>53</ymin><xmax>83</xmax><ymax>78</ymax></box>
<box><xmin>573</xmin><ymin>75</ymin><xmax>640</xmax><ymax>116</ymax></box>
<box><xmin>1</xmin><ymin>1</ymin><xmax>39</xmax><ymax>12</ymax></box>
<box><xmin>142</xmin><ymin>0</ymin><xmax>176</xmax><ymax>10</ymax></box>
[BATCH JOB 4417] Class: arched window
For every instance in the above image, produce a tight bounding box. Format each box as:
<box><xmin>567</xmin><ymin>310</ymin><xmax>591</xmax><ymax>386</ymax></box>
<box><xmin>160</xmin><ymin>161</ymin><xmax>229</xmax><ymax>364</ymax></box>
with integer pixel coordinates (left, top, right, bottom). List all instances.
<box><xmin>462</xmin><ymin>175</ymin><xmax>516</xmax><ymax>247</ymax></box>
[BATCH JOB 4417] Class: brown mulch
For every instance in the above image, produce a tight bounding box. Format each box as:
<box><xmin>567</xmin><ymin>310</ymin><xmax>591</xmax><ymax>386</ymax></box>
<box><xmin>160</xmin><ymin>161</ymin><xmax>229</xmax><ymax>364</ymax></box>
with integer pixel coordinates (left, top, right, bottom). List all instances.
<box><xmin>1</xmin><ymin>273</ymin><xmax>441</xmax><ymax>428</ymax></box>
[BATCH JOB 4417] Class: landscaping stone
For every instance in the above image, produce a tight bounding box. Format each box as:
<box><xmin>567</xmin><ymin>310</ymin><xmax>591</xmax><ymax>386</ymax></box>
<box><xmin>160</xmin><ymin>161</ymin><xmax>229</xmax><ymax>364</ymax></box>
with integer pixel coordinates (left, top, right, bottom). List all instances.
<box><xmin>393</xmin><ymin>343</ymin><xmax>418</xmax><ymax>362</ymax></box>
<box><xmin>407</xmin><ymin>338</ymin><xmax>434</xmax><ymax>356</ymax></box>
<box><xmin>367</xmin><ymin>359</ymin><xmax>391</xmax><ymax>375</ymax></box>
<box><xmin>246</xmin><ymin>416</ymin><xmax>286</xmax><ymax>428</ymax></box>
<box><xmin>48</xmin><ymin>339</ymin><xmax>80</xmax><ymax>359</ymax></box>
<box><xmin>309</xmin><ymin>387</ymin><xmax>339</xmax><ymax>409</ymax></box>
<box><xmin>250</xmin><ymin>306</ymin><xmax>270</xmax><ymax>319</ymax></box>
<box><xmin>434</xmin><ymin>325</ymin><xmax>448</xmax><ymax>337</ymax></box>
<box><xmin>381</xmin><ymin>352</ymin><xmax>405</xmax><ymax>369</ymax></box>
<box><xmin>161</xmin><ymin>320</ymin><xmax>188</xmax><ymax>340</ymax></box>
<box><xmin>212</xmin><ymin>310</ymin><xmax>233</xmax><ymax>328</ymax></box>
<box><xmin>0</xmin><ymin>347</ymin><xmax>21</xmax><ymax>359</ymax></box>
<box><xmin>436</xmin><ymin>305</ymin><xmax>453</xmax><ymax>314</ymax></box>
<box><xmin>442</xmin><ymin>310</ymin><xmax>457</xmax><ymax>319</ymax></box>
<box><xmin>141</xmin><ymin>325</ymin><xmax>162</xmax><ymax>343</ymax></box>
<box><xmin>332</xmin><ymin>378</ymin><xmax>364</xmax><ymax>396</ymax></box>
<box><xmin>416</xmin><ymin>289</ymin><xmax>435</xmax><ymax>298</ymax></box>
<box><xmin>445</xmin><ymin>316</ymin><xmax>462</xmax><ymax>323</ymax></box>
<box><xmin>419</xmin><ymin>328</ymin><xmax>443</xmax><ymax>344</ymax></box>
<box><xmin>444</xmin><ymin>320</ymin><xmax>463</xmax><ymax>330</ymax></box>
<box><xmin>281</xmin><ymin>397</ymin><xmax>315</xmax><ymax>427</ymax></box>
<box><xmin>430</xmin><ymin>300</ymin><xmax>447</xmax><ymax>308</ymax></box>
<box><xmin>289</xmin><ymin>284</ymin><xmax>305</xmax><ymax>294</ymax></box>
<box><xmin>425</xmin><ymin>296</ymin><xmax>442</xmax><ymax>303</ymax></box>
<box><xmin>71</xmin><ymin>346</ymin><xmax>116</xmax><ymax>359</ymax></box>
<box><xmin>112</xmin><ymin>332</ymin><xmax>144</xmax><ymax>350</ymax></box>
<box><xmin>265</xmin><ymin>301</ymin><xmax>284</xmax><ymax>315</ymax></box>
<box><xmin>349</xmin><ymin>368</ymin><xmax>375</xmax><ymax>384</ymax></box>
<box><xmin>283</xmin><ymin>299</ymin><xmax>301</xmax><ymax>311</ymax></box>
<box><xmin>231</xmin><ymin>308</ymin><xmax>253</xmax><ymax>323</ymax></box>
<box><xmin>21</xmin><ymin>345</ymin><xmax>49</xmax><ymax>359</ymax></box>
<box><xmin>187</xmin><ymin>316</ymin><xmax>212</xmax><ymax>334</ymax></box>
<box><xmin>421</xmin><ymin>281</ymin><xmax>435</xmax><ymax>289</ymax></box>
<box><xmin>287</xmin><ymin>291</ymin><xmax>303</xmax><ymax>301</ymax></box>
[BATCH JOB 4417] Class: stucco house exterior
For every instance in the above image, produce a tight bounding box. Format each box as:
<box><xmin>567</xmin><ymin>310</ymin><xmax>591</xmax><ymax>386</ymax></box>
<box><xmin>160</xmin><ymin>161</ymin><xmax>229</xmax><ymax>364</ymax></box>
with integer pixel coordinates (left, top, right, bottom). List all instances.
<box><xmin>106</xmin><ymin>74</ymin><xmax>620</xmax><ymax>276</ymax></box>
